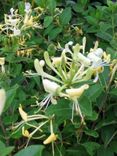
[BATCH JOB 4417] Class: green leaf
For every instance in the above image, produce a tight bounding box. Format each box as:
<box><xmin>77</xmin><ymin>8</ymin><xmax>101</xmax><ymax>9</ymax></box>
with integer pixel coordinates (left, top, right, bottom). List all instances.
<box><xmin>59</xmin><ymin>7</ymin><xmax>72</xmax><ymax>26</ymax></box>
<box><xmin>4</xmin><ymin>84</ymin><xmax>19</xmax><ymax>111</ymax></box>
<box><xmin>79</xmin><ymin>95</ymin><xmax>92</xmax><ymax>117</ymax></box>
<box><xmin>99</xmin><ymin>67</ymin><xmax>110</xmax><ymax>87</ymax></box>
<box><xmin>97</xmin><ymin>146</ymin><xmax>114</xmax><ymax>156</ymax></box>
<box><xmin>86</xmin><ymin>111</ymin><xmax>98</xmax><ymax>121</ymax></box>
<box><xmin>84</xmin><ymin>129</ymin><xmax>99</xmax><ymax>138</ymax></box>
<box><xmin>46</xmin><ymin>99</ymin><xmax>71</xmax><ymax>124</ymax></box>
<box><xmin>85</xmin><ymin>83</ymin><xmax>103</xmax><ymax>102</ymax></box>
<box><xmin>0</xmin><ymin>141</ymin><xmax>5</xmax><ymax>148</ymax></box>
<box><xmin>86</xmin><ymin>16</ymin><xmax>98</xmax><ymax>25</ymax></box>
<box><xmin>0</xmin><ymin>141</ymin><xmax>14</xmax><ymax>156</ymax></box>
<box><xmin>34</xmin><ymin>0</ymin><xmax>47</xmax><ymax>8</ymax></box>
<box><xmin>96</xmin><ymin>32</ymin><xmax>112</xmax><ymax>42</ymax></box>
<box><xmin>66</xmin><ymin>146</ymin><xmax>88</xmax><ymax>156</ymax></box>
<box><xmin>14</xmin><ymin>145</ymin><xmax>44</xmax><ymax>156</ymax></box>
<box><xmin>47</xmin><ymin>0</ymin><xmax>56</xmax><ymax>14</ymax></box>
<box><xmin>44</xmin><ymin>16</ymin><xmax>53</xmax><ymax>28</ymax></box>
<box><xmin>18</xmin><ymin>1</ymin><xmax>25</xmax><ymax>14</ymax></box>
<box><xmin>110</xmin><ymin>141</ymin><xmax>117</xmax><ymax>154</ymax></box>
<box><xmin>49</xmin><ymin>27</ymin><xmax>62</xmax><ymax>40</ymax></box>
<box><xmin>82</xmin><ymin>142</ymin><xmax>100</xmax><ymax>156</ymax></box>
<box><xmin>110</xmin><ymin>88</ymin><xmax>117</xmax><ymax>96</ymax></box>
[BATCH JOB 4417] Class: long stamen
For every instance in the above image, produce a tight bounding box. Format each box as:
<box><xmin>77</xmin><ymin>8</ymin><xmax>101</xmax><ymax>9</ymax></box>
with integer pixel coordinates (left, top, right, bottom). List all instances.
<box><xmin>74</xmin><ymin>100</ymin><xmax>85</xmax><ymax>125</ymax></box>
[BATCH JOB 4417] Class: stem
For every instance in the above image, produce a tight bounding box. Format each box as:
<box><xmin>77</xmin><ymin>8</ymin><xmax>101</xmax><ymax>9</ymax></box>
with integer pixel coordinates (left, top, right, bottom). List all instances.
<box><xmin>0</xmin><ymin>117</ymin><xmax>9</xmax><ymax>145</ymax></box>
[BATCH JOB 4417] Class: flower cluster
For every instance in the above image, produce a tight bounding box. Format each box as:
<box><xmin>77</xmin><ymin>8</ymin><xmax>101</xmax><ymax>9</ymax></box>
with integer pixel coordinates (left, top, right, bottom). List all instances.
<box><xmin>0</xmin><ymin>2</ymin><xmax>42</xmax><ymax>37</ymax></box>
<box><xmin>16</xmin><ymin>37</ymin><xmax>111</xmax><ymax>151</ymax></box>
<box><xmin>31</xmin><ymin>37</ymin><xmax>110</xmax><ymax>123</ymax></box>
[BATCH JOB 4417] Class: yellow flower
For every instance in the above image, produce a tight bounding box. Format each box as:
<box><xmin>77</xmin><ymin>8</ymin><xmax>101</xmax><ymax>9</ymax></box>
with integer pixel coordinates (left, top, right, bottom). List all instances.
<box><xmin>66</xmin><ymin>84</ymin><xmax>89</xmax><ymax>100</ymax></box>
<box><xmin>103</xmin><ymin>52</ymin><xmax>111</xmax><ymax>63</ymax></box>
<box><xmin>0</xmin><ymin>57</ymin><xmax>5</xmax><ymax>65</ymax></box>
<box><xmin>18</xmin><ymin>105</ymin><xmax>28</xmax><ymax>121</ymax></box>
<box><xmin>22</xmin><ymin>127</ymin><xmax>30</xmax><ymax>138</ymax></box>
<box><xmin>43</xmin><ymin>133</ymin><xmax>57</xmax><ymax>145</ymax></box>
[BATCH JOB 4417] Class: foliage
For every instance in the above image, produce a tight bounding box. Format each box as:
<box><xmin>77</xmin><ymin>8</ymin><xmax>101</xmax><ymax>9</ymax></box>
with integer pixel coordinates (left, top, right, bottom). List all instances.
<box><xmin>0</xmin><ymin>0</ymin><xmax>117</xmax><ymax>156</ymax></box>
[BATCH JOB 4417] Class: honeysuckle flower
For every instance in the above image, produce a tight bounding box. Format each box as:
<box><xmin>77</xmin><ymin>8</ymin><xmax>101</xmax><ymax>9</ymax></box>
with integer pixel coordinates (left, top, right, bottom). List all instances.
<box><xmin>0</xmin><ymin>57</ymin><xmax>5</xmax><ymax>73</ymax></box>
<box><xmin>103</xmin><ymin>52</ymin><xmax>111</xmax><ymax>63</ymax></box>
<box><xmin>52</xmin><ymin>57</ymin><xmax>62</xmax><ymax>66</ymax></box>
<box><xmin>0</xmin><ymin>89</ymin><xmax>6</xmax><ymax>115</ymax></box>
<box><xmin>19</xmin><ymin>105</ymin><xmax>28</xmax><ymax>121</ymax></box>
<box><xmin>92</xmin><ymin>48</ymin><xmax>103</xmax><ymax>57</ymax></box>
<box><xmin>37</xmin><ymin>79</ymin><xmax>61</xmax><ymax>110</ymax></box>
<box><xmin>82</xmin><ymin>36</ymin><xmax>86</xmax><ymax>54</ymax></box>
<box><xmin>77</xmin><ymin>52</ymin><xmax>91</xmax><ymax>67</ymax></box>
<box><xmin>63</xmin><ymin>41</ymin><xmax>73</xmax><ymax>54</ymax></box>
<box><xmin>1</xmin><ymin>3</ymin><xmax>41</xmax><ymax>38</ymax></box>
<box><xmin>12</xmin><ymin>27</ymin><xmax>21</xmax><ymax>36</ymax></box>
<box><xmin>0</xmin><ymin>57</ymin><xmax>5</xmax><ymax>65</ymax></box>
<box><xmin>65</xmin><ymin>84</ymin><xmax>89</xmax><ymax>123</ymax></box>
<box><xmin>34</xmin><ymin>59</ymin><xmax>63</xmax><ymax>84</ymax></box>
<box><xmin>43</xmin><ymin>79</ymin><xmax>60</xmax><ymax>94</ymax></box>
<box><xmin>23</xmin><ymin>15</ymin><xmax>33</xmax><ymax>27</ymax></box>
<box><xmin>10</xmin><ymin>8</ymin><xmax>15</xmax><ymax>16</ymax></box>
<box><xmin>66</xmin><ymin>84</ymin><xmax>89</xmax><ymax>100</ymax></box>
<box><xmin>25</xmin><ymin>2</ymin><xmax>31</xmax><ymax>14</ymax></box>
<box><xmin>22</xmin><ymin>127</ymin><xmax>30</xmax><ymax>138</ymax></box>
<box><xmin>43</xmin><ymin>133</ymin><xmax>57</xmax><ymax>144</ymax></box>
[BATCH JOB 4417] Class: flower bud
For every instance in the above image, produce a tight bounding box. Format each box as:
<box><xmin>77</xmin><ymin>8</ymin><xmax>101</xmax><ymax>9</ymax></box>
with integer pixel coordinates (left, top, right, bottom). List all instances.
<box><xmin>39</xmin><ymin>60</ymin><xmax>45</xmax><ymax>67</ymax></box>
<box><xmin>22</xmin><ymin>127</ymin><xmax>30</xmax><ymax>138</ymax></box>
<box><xmin>19</xmin><ymin>105</ymin><xmax>28</xmax><ymax>121</ymax></box>
<box><xmin>0</xmin><ymin>58</ymin><xmax>5</xmax><ymax>65</ymax></box>
<box><xmin>25</xmin><ymin>2</ymin><xmax>31</xmax><ymax>14</ymax></box>
<box><xmin>0</xmin><ymin>89</ymin><xmax>6</xmax><ymax>115</ymax></box>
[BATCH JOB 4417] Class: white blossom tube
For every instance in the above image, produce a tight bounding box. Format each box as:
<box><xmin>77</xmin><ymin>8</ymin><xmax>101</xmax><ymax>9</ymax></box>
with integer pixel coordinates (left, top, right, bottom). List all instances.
<box><xmin>0</xmin><ymin>89</ymin><xmax>6</xmax><ymax>115</ymax></box>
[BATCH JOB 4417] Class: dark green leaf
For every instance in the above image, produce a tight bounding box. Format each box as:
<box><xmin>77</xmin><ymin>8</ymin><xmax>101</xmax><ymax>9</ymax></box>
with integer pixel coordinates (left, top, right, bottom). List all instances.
<box><xmin>14</xmin><ymin>145</ymin><xmax>44</xmax><ymax>156</ymax></box>
<box><xmin>82</xmin><ymin>142</ymin><xmax>100</xmax><ymax>156</ymax></box>
<box><xmin>59</xmin><ymin>7</ymin><xmax>72</xmax><ymax>25</ymax></box>
<box><xmin>44</xmin><ymin>16</ymin><xmax>53</xmax><ymax>28</ymax></box>
<box><xmin>4</xmin><ymin>84</ymin><xmax>19</xmax><ymax>111</ymax></box>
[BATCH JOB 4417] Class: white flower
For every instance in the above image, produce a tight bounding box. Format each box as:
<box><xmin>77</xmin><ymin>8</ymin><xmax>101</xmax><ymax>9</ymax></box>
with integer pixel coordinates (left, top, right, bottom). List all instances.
<box><xmin>93</xmin><ymin>48</ymin><xmax>103</xmax><ymax>58</ymax></box>
<box><xmin>87</xmin><ymin>53</ymin><xmax>102</xmax><ymax>68</ymax></box>
<box><xmin>0</xmin><ymin>57</ymin><xmax>5</xmax><ymax>73</ymax></box>
<box><xmin>77</xmin><ymin>52</ymin><xmax>91</xmax><ymax>67</ymax></box>
<box><xmin>43</xmin><ymin>79</ymin><xmax>60</xmax><ymax>94</ymax></box>
<box><xmin>10</xmin><ymin>8</ymin><xmax>14</xmax><ymax>16</ymax></box>
<box><xmin>63</xmin><ymin>41</ymin><xmax>73</xmax><ymax>53</ymax></box>
<box><xmin>13</xmin><ymin>28</ymin><xmax>21</xmax><ymax>36</ymax></box>
<box><xmin>10</xmin><ymin>18</ymin><xmax>19</xmax><ymax>27</ymax></box>
<box><xmin>0</xmin><ymin>89</ymin><xmax>6</xmax><ymax>115</ymax></box>
<box><xmin>25</xmin><ymin>2</ymin><xmax>31</xmax><ymax>14</ymax></box>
